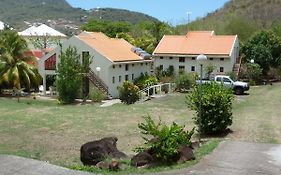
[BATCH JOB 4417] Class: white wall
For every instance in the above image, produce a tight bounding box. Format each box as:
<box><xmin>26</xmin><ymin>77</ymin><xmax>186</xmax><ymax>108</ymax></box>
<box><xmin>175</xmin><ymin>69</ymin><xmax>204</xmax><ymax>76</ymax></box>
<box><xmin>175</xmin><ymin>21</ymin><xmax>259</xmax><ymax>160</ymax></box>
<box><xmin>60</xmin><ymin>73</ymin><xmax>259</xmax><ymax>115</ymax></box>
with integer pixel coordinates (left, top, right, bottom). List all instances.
<box><xmin>153</xmin><ymin>55</ymin><xmax>233</xmax><ymax>78</ymax></box>
<box><xmin>108</xmin><ymin>61</ymin><xmax>152</xmax><ymax>97</ymax></box>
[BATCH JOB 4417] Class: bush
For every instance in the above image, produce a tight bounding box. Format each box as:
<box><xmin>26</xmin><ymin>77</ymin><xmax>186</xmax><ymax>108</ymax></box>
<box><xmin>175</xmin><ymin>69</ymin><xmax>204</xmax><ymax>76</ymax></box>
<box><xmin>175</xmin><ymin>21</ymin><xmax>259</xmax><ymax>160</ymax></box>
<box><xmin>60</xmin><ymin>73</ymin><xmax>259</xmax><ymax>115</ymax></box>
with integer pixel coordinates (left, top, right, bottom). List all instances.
<box><xmin>186</xmin><ymin>82</ymin><xmax>234</xmax><ymax>134</ymax></box>
<box><xmin>134</xmin><ymin>73</ymin><xmax>158</xmax><ymax>90</ymax></box>
<box><xmin>118</xmin><ymin>81</ymin><xmax>140</xmax><ymax>104</ymax></box>
<box><xmin>56</xmin><ymin>47</ymin><xmax>83</xmax><ymax>104</ymax></box>
<box><xmin>175</xmin><ymin>73</ymin><xmax>193</xmax><ymax>92</ymax></box>
<box><xmin>135</xmin><ymin>115</ymin><xmax>195</xmax><ymax>163</ymax></box>
<box><xmin>89</xmin><ymin>87</ymin><xmax>106</xmax><ymax>102</ymax></box>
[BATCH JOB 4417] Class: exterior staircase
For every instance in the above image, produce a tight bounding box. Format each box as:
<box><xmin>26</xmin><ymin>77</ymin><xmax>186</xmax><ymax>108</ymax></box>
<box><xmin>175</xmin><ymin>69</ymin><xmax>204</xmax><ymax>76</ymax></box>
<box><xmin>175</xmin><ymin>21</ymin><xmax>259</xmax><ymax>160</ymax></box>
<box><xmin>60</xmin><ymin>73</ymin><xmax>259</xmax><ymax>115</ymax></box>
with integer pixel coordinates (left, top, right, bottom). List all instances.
<box><xmin>86</xmin><ymin>69</ymin><xmax>108</xmax><ymax>94</ymax></box>
<box><xmin>233</xmin><ymin>57</ymin><xmax>242</xmax><ymax>79</ymax></box>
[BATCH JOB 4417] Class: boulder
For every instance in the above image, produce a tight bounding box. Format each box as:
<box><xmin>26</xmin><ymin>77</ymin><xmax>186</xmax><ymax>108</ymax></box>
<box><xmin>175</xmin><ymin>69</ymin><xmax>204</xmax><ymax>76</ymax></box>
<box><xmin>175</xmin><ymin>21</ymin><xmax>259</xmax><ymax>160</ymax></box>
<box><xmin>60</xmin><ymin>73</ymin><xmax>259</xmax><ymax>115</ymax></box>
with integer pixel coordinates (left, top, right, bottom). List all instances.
<box><xmin>176</xmin><ymin>145</ymin><xmax>195</xmax><ymax>164</ymax></box>
<box><xmin>80</xmin><ymin>137</ymin><xmax>127</xmax><ymax>166</ymax></box>
<box><xmin>131</xmin><ymin>151</ymin><xmax>154</xmax><ymax>167</ymax></box>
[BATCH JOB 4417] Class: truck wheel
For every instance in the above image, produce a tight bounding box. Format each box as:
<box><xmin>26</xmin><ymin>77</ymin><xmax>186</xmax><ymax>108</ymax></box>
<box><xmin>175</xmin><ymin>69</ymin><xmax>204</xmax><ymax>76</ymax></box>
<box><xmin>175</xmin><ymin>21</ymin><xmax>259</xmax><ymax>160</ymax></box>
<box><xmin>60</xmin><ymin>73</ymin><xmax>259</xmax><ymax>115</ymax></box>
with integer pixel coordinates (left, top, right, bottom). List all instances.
<box><xmin>235</xmin><ymin>87</ymin><xmax>243</xmax><ymax>95</ymax></box>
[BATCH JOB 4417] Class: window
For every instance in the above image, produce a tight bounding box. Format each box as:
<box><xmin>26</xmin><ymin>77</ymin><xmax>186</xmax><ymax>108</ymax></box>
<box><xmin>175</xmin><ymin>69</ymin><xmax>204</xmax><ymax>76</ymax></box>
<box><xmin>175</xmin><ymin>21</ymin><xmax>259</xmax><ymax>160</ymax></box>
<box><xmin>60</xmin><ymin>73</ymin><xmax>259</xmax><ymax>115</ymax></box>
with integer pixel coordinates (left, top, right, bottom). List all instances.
<box><xmin>191</xmin><ymin>66</ymin><xmax>195</xmax><ymax>72</ymax></box>
<box><xmin>169</xmin><ymin>57</ymin><xmax>173</xmax><ymax>59</ymax></box>
<box><xmin>220</xmin><ymin>58</ymin><xmax>224</xmax><ymax>61</ymax></box>
<box><xmin>179</xmin><ymin>65</ymin><xmax>185</xmax><ymax>72</ymax></box>
<box><xmin>192</xmin><ymin>57</ymin><xmax>196</xmax><ymax>60</ymax></box>
<box><xmin>132</xmin><ymin>64</ymin><xmax>134</xmax><ymax>67</ymax></box>
<box><xmin>125</xmin><ymin>64</ymin><xmax>129</xmax><ymax>71</ymax></box>
<box><xmin>112</xmin><ymin>76</ymin><xmax>115</xmax><ymax>84</ymax></box>
<box><xmin>209</xmin><ymin>57</ymin><xmax>213</xmax><ymax>60</ymax></box>
<box><xmin>179</xmin><ymin>57</ymin><xmax>185</xmax><ymax>62</ymax></box>
<box><xmin>145</xmin><ymin>62</ymin><xmax>148</xmax><ymax>65</ymax></box>
<box><xmin>132</xmin><ymin>74</ymin><xmax>134</xmax><ymax>80</ymax></box>
<box><xmin>159</xmin><ymin>65</ymin><xmax>164</xmax><ymax>70</ymax></box>
<box><xmin>160</xmin><ymin>56</ymin><xmax>163</xmax><ymax>59</ymax></box>
<box><xmin>220</xmin><ymin>67</ymin><xmax>224</xmax><ymax>72</ymax></box>
<box><xmin>112</xmin><ymin>65</ymin><xmax>115</xmax><ymax>69</ymax></box>
<box><xmin>119</xmin><ymin>65</ymin><xmax>122</xmax><ymax>68</ymax></box>
<box><xmin>223</xmin><ymin>77</ymin><xmax>231</xmax><ymax>83</ymax></box>
<box><xmin>82</xmin><ymin>51</ymin><xmax>90</xmax><ymax>67</ymax></box>
<box><xmin>141</xmin><ymin>63</ymin><xmax>143</xmax><ymax>66</ymax></box>
<box><xmin>119</xmin><ymin>76</ymin><xmax>122</xmax><ymax>82</ymax></box>
<box><xmin>125</xmin><ymin>75</ymin><xmax>129</xmax><ymax>81</ymax></box>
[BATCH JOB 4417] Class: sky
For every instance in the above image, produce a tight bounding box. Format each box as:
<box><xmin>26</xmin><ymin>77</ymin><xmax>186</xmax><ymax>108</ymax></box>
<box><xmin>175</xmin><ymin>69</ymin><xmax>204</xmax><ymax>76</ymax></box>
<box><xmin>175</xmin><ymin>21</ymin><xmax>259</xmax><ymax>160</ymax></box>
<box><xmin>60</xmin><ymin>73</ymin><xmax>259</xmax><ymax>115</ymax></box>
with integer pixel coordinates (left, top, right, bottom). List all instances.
<box><xmin>66</xmin><ymin>0</ymin><xmax>230</xmax><ymax>25</ymax></box>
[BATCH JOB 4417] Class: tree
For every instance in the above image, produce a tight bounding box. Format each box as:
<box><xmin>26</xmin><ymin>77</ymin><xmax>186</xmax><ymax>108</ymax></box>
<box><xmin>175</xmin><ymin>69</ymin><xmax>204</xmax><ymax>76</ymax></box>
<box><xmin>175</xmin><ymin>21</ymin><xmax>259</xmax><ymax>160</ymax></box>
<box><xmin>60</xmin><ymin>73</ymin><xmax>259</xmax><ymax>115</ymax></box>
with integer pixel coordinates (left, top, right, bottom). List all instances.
<box><xmin>224</xmin><ymin>16</ymin><xmax>258</xmax><ymax>42</ymax></box>
<box><xmin>242</xmin><ymin>30</ymin><xmax>281</xmax><ymax>74</ymax></box>
<box><xmin>0</xmin><ymin>30</ymin><xmax>42</xmax><ymax>92</ymax></box>
<box><xmin>56</xmin><ymin>46</ymin><xmax>83</xmax><ymax>104</ymax></box>
<box><xmin>80</xmin><ymin>19</ymin><xmax>131</xmax><ymax>38</ymax></box>
<box><xmin>186</xmin><ymin>82</ymin><xmax>234</xmax><ymax>134</ymax></box>
<box><xmin>29</xmin><ymin>35</ymin><xmax>61</xmax><ymax>51</ymax></box>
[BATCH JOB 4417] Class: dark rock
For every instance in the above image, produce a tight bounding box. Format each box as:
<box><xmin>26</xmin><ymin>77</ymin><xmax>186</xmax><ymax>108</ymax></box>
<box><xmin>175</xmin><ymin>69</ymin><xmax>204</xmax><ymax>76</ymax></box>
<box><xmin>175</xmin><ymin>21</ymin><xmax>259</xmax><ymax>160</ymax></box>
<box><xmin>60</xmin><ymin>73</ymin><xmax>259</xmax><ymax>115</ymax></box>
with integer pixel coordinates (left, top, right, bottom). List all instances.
<box><xmin>109</xmin><ymin>158</ymin><xmax>119</xmax><ymax>171</ymax></box>
<box><xmin>131</xmin><ymin>151</ymin><xmax>154</xmax><ymax>167</ymax></box>
<box><xmin>80</xmin><ymin>137</ymin><xmax>127</xmax><ymax>166</ymax></box>
<box><xmin>96</xmin><ymin>161</ymin><xmax>109</xmax><ymax>169</ymax></box>
<box><xmin>176</xmin><ymin>145</ymin><xmax>195</xmax><ymax>164</ymax></box>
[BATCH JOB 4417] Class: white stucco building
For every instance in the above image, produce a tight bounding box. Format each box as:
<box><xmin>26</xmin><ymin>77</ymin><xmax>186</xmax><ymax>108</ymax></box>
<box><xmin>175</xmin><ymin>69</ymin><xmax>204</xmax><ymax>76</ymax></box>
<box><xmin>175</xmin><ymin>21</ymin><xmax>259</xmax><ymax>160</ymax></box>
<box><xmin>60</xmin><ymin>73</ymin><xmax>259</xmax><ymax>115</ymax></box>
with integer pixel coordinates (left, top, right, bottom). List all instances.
<box><xmin>153</xmin><ymin>31</ymin><xmax>239</xmax><ymax>77</ymax></box>
<box><xmin>38</xmin><ymin>31</ymin><xmax>152</xmax><ymax>98</ymax></box>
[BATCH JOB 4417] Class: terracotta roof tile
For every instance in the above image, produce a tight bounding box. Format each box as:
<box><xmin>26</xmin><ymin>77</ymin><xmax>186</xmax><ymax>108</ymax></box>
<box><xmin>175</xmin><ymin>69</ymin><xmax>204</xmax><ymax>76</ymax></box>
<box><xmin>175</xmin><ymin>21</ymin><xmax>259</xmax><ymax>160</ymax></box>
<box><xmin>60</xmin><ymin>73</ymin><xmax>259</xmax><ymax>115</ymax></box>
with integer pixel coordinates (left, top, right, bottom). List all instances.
<box><xmin>78</xmin><ymin>32</ymin><xmax>145</xmax><ymax>62</ymax></box>
<box><xmin>154</xmin><ymin>31</ymin><xmax>237</xmax><ymax>56</ymax></box>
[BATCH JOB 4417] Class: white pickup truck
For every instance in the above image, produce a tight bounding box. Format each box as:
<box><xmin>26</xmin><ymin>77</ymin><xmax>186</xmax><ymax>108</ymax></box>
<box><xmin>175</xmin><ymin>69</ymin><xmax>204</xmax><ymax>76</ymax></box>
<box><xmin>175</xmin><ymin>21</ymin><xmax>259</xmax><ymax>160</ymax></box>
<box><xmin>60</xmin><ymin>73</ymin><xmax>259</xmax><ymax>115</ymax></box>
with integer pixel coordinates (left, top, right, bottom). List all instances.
<box><xmin>198</xmin><ymin>75</ymin><xmax>250</xmax><ymax>95</ymax></box>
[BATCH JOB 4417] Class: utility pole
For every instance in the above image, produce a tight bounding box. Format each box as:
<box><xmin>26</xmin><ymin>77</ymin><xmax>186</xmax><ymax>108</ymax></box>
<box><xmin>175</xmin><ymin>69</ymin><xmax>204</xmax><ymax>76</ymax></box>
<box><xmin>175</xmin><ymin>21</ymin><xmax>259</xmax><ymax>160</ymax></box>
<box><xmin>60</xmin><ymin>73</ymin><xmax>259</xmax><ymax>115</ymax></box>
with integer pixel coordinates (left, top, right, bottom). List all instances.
<box><xmin>186</xmin><ymin>11</ymin><xmax>192</xmax><ymax>32</ymax></box>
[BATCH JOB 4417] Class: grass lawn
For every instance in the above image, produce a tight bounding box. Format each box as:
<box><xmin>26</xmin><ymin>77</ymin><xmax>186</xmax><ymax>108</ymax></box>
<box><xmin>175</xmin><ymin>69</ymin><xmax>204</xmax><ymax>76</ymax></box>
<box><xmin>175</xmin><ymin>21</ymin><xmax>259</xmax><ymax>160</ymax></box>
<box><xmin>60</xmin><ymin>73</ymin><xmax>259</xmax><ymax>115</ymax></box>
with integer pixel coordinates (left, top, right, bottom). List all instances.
<box><xmin>1</xmin><ymin>83</ymin><xmax>281</xmax><ymax>172</ymax></box>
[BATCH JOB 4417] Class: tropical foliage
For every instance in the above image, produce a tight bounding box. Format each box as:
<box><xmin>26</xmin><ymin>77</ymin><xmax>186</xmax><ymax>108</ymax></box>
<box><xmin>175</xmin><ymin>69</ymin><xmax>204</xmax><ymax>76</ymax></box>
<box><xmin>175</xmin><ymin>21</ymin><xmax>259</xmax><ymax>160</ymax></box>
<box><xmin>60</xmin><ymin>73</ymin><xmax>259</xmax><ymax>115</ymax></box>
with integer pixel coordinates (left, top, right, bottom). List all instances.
<box><xmin>81</xmin><ymin>20</ymin><xmax>173</xmax><ymax>53</ymax></box>
<box><xmin>242</xmin><ymin>30</ymin><xmax>281</xmax><ymax>74</ymax></box>
<box><xmin>135</xmin><ymin>115</ymin><xmax>195</xmax><ymax>163</ymax></box>
<box><xmin>0</xmin><ymin>29</ymin><xmax>41</xmax><ymax>90</ymax></box>
<box><xmin>186</xmin><ymin>82</ymin><xmax>234</xmax><ymax>134</ymax></box>
<box><xmin>56</xmin><ymin>46</ymin><xmax>83</xmax><ymax>104</ymax></box>
<box><xmin>134</xmin><ymin>73</ymin><xmax>158</xmax><ymax>90</ymax></box>
<box><xmin>118</xmin><ymin>81</ymin><xmax>140</xmax><ymax>104</ymax></box>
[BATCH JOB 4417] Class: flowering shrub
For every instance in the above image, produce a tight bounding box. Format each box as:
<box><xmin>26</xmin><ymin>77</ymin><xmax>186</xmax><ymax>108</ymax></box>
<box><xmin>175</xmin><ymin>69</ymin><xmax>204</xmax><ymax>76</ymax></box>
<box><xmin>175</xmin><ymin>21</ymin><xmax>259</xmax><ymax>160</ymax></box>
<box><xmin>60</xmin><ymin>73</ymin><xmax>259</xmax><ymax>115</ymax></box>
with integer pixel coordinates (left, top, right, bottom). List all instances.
<box><xmin>118</xmin><ymin>81</ymin><xmax>140</xmax><ymax>104</ymax></box>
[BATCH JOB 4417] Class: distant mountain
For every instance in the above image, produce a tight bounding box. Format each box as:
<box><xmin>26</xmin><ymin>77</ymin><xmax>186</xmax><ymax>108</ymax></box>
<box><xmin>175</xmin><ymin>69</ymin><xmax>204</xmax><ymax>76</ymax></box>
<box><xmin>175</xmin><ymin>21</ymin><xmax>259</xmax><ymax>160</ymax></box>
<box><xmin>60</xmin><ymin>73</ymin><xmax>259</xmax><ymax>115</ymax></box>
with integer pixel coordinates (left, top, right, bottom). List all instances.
<box><xmin>203</xmin><ymin>0</ymin><xmax>281</xmax><ymax>28</ymax></box>
<box><xmin>176</xmin><ymin>0</ymin><xmax>281</xmax><ymax>41</ymax></box>
<box><xmin>0</xmin><ymin>0</ymin><xmax>159</xmax><ymax>35</ymax></box>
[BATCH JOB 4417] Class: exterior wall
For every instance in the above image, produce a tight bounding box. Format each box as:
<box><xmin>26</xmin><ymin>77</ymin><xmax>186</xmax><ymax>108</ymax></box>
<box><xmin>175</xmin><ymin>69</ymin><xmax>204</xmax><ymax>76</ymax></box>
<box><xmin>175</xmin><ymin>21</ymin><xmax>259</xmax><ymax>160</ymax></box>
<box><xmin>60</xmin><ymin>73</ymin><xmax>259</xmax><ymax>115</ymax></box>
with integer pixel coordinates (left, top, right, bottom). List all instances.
<box><xmin>108</xmin><ymin>61</ymin><xmax>152</xmax><ymax>97</ymax></box>
<box><xmin>230</xmin><ymin>37</ymin><xmax>239</xmax><ymax>65</ymax></box>
<box><xmin>153</xmin><ymin>55</ymin><xmax>233</xmax><ymax>78</ymax></box>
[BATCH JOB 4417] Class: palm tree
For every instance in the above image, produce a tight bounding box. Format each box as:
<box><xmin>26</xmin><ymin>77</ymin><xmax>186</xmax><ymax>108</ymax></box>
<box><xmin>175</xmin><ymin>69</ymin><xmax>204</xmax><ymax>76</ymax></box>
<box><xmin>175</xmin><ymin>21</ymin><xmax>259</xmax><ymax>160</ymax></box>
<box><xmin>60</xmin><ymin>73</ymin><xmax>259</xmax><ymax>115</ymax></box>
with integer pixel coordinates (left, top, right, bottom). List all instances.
<box><xmin>0</xmin><ymin>29</ymin><xmax>42</xmax><ymax>99</ymax></box>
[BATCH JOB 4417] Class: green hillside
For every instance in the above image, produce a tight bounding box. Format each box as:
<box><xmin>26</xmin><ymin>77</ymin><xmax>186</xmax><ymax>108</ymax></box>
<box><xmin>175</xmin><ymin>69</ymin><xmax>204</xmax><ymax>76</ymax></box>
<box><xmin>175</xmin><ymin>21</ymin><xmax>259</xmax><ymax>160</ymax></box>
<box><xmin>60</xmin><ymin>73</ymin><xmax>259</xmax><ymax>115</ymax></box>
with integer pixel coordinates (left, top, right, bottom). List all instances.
<box><xmin>176</xmin><ymin>0</ymin><xmax>281</xmax><ymax>41</ymax></box>
<box><xmin>0</xmin><ymin>0</ymin><xmax>158</xmax><ymax>35</ymax></box>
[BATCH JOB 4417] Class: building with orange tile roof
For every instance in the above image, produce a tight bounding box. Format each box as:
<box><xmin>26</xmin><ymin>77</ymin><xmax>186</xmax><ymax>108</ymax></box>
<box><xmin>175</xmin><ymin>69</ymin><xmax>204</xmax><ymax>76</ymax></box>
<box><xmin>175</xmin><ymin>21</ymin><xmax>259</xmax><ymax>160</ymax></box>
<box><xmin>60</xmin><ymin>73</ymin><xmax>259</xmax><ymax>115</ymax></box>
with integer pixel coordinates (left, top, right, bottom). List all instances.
<box><xmin>39</xmin><ymin>31</ymin><xmax>152</xmax><ymax>98</ymax></box>
<box><xmin>153</xmin><ymin>31</ymin><xmax>239</xmax><ymax>77</ymax></box>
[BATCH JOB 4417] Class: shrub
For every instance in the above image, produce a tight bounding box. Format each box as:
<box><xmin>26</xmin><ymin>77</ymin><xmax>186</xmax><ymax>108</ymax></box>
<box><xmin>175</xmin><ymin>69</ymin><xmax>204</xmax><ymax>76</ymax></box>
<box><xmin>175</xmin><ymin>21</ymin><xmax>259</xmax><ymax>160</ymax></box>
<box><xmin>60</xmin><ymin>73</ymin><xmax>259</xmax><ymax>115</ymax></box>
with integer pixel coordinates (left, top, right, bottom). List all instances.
<box><xmin>135</xmin><ymin>115</ymin><xmax>195</xmax><ymax>163</ymax></box>
<box><xmin>186</xmin><ymin>82</ymin><xmax>234</xmax><ymax>134</ymax></box>
<box><xmin>56</xmin><ymin>47</ymin><xmax>83</xmax><ymax>104</ymax></box>
<box><xmin>89</xmin><ymin>86</ymin><xmax>106</xmax><ymax>102</ymax></box>
<box><xmin>204</xmin><ymin>64</ymin><xmax>216</xmax><ymax>79</ymax></box>
<box><xmin>118</xmin><ymin>81</ymin><xmax>140</xmax><ymax>104</ymax></box>
<box><xmin>245</xmin><ymin>62</ymin><xmax>262</xmax><ymax>81</ymax></box>
<box><xmin>175</xmin><ymin>73</ymin><xmax>193</xmax><ymax>92</ymax></box>
<box><xmin>134</xmin><ymin>73</ymin><xmax>158</xmax><ymax>90</ymax></box>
